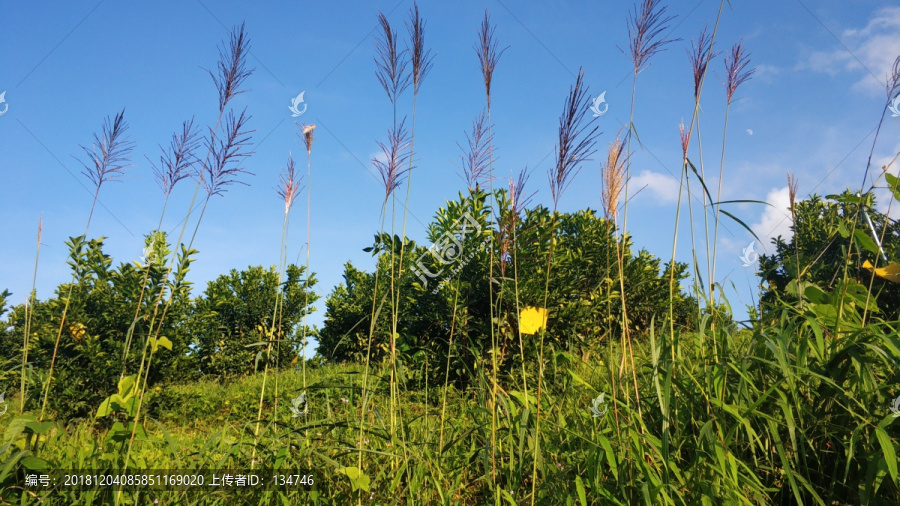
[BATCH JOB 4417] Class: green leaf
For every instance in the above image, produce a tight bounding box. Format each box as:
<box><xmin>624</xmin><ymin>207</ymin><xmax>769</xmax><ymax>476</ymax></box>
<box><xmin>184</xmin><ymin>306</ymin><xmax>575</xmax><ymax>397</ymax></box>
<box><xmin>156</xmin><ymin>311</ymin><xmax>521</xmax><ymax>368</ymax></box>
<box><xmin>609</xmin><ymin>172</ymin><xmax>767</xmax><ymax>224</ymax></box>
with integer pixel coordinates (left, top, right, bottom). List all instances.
<box><xmin>719</xmin><ymin>209</ymin><xmax>763</xmax><ymax>244</ymax></box>
<box><xmin>885</xmin><ymin>173</ymin><xmax>900</xmax><ymax>202</ymax></box>
<box><xmin>118</xmin><ymin>374</ymin><xmax>137</xmax><ymax>397</ymax></box>
<box><xmin>875</xmin><ymin>426</ymin><xmax>898</xmax><ymax>486</ymax></box>
<box><xmin>340</xmin><ymin>466</ymin><xmax>370</xmax><ymax>492</ymax></box>
<box><xmin>686</xmin><ymin>159</ymin><xmax>715</xmax><ymax>206</ymax></box>
<box><xmin>157</xmin><ymin>336</ymin><xmax>173</xmax><ymax>351</ymax></box>
<box><xmin>3</xmin><ymin>415</ymin><xmax>35</xmax><ymax>444</ymax></box>
<box><xmin>566</xmin><ymin>370</ymin><xmax>593</xmax><ymax>390</ymax></box>
<box><xmin>23</xmin><ymin>421</ymin><xmax>54</xmax><ymax>435</ymax></box>
<box><xmin>20</xmin><ymin>456</ymin><xmax>49</xmax><ymax>471</ymax></box>
<box><xmin>97</xmin><ymin>396</ymin><xmax>116</xmax><ymax>418</ymax></box>
<box><xmin>853</xmin><ymin>228</ymin><xmax>879</xmax><ymax>255</ymax></box>
<box><xmin>712</xmin><ymin>199</ymin><xmax>774</xmax><ymax>206</ymax></box>
<box><xmin>838</xmin><ymin>222</ymin><xmax>850</xmax><ymax>238</ymax></box>
<box><xmin>575</xmin><ymin>475</ymin><xmax>588</xmax><ymax>506</ymax></box>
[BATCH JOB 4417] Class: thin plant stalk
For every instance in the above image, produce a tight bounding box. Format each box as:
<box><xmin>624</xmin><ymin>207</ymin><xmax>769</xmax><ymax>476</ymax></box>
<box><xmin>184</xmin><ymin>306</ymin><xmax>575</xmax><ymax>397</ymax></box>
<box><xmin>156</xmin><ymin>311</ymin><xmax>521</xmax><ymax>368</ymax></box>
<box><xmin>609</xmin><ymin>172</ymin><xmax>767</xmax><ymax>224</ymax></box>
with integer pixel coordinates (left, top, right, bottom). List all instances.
<box><xmin>392</xmin><ymin>0</ymin><xmax>432</xmax><ymax>450</ymax></box>
<box><xmin>710</xmin><ymin>41</ymin><xmax>754</xmax><ymax>306</ymax></box>
<box><xmin>531</xmin><ymin>69</ymin><xmax>598</xmax><ymax>504</ymax></box>
<box><xmin>475</xmin><ymin>10</ymin><xmax>506</xmax><ymax>487</ymax></box>
<box><xmin>301</xmin><ymin>124</ymin><xmax>315</xmax><ymax>436</ymax></box>
<box><xmin>121</xmin><ymin>119</ymin><xmax>200</xmax><ymax>379</ymax></box>
<box><xmin>20</xmin><ymin>215</ymin><xmax>42</xmax><ymax>414</ymax></box>
<box><xmin>40</xmin><ymin>109</ymin><xmax>134</xmax><ymax>422</ymax></box>
<box><xmin>254</xmin><ymin>150</ymin><xmax>304</xmax><ymax>450</ymax></box>
<box><xmin>617</xmin><ymin>0</ymin><xmax>679</xmax><ymax>431</ymax></box>
<box><xmin>120</xmin><ymin>25</ymin><xmax>253</xmax><ymax>481</ymax></box>
<box><xmin>358</xmin><ymin>118</ymin><xmax>411</xmax><ymax>476</ymax></box>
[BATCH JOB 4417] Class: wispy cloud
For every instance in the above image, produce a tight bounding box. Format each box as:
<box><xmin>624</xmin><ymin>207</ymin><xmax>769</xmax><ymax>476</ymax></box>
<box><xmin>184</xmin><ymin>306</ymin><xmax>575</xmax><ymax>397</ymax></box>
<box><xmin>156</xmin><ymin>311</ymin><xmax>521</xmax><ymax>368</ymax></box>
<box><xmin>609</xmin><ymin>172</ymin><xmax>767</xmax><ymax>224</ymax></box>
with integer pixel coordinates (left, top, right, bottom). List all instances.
<box><xmin>752</xmin><ymin>185</ymin><xmax>793</xmax><ymax>247</ymax></box>
<box><xmin>797</xmin><ymin>7</ymin><xmax>900</xmax><ymax>94</ymax></box>
<box><xmin>631</xmin><ymin>170</ymin><xmax>680</xmax><ymax>204</ymax></box>
<box><xmin>752</xmin><ymin>63</ymin><xmax>781</xmax><ymax>84</ymax></box>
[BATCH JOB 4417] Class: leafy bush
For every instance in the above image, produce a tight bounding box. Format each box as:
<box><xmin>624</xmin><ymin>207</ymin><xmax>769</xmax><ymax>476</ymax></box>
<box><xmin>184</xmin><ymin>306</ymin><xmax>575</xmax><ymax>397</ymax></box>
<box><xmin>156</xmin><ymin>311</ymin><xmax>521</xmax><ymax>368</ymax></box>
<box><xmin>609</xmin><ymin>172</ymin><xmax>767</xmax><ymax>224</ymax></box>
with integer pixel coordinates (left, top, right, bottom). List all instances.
<box><xmin>760</xmin><ymin>190</ymin><xmax>900</xmax><ymax>322</ymax></box>
<box><xmin>192</xmin><ymin>264</ymin><xmax>318</xmax><ymax>377</ymax></box>
<box><xmin>1</xmin><ymin>232</ymin><xmax>195</xmax><ymax>419</ymax></box>
<box><xmin>318</xmin><ymin>189</ymin><xmax>696</xmax><ymax>386</ymax></box>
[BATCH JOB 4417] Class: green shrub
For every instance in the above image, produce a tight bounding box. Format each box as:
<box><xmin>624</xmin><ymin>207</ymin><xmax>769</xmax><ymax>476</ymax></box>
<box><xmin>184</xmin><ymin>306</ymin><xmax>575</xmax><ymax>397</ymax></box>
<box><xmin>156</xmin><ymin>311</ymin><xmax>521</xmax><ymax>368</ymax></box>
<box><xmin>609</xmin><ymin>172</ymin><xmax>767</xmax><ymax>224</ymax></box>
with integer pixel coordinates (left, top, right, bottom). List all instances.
<box><xmin>192</xmin><ymin>264</ymin><xmax>318</xmax><ymax>378</ymax></box>
<box><xmin>1</xmin><ymin>232</ymin><xmax>196</xmax><ymax>419</ymax></box>
<box><xmin>760</xmin><ymin>190</ymin><xmax>900</xmax><ymax>322</ymax></box>
<box><xmin>318</xmin><ymin>189</ymin><xmax>697</xmax><ymax>386</ymax></box>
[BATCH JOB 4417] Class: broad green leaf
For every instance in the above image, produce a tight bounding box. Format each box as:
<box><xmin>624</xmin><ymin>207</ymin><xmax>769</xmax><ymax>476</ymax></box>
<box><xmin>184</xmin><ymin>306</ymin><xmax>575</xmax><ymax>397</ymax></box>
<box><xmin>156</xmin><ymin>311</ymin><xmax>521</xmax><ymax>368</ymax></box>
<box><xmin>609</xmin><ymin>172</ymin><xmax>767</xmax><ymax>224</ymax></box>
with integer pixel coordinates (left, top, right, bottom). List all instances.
<box><xmin>3</xmin><ymin>415</ymin><xmax>35</xmax><ymax>444</ymax></box>
<box><xmin>96</xmin><ymin>397</ymin><xmax>115</xmax><ymax>418</ymax></box>
<box><xmin>340</xmin><ymin>466</ymin><xmax>370</xmax><ymax>492</ymax></box>
<box><xmin>838</xmin><ymin>222</ymin><xmax>850</xmax><ymax>238</ymax></box>
<box><xmin>886</xmin><ymin>173</ymin><xmax>900</xmax><ymax>202</ymax></box>
<box><xmin>20</xmin><ymin>456</ymin><xmax>49</xmax><ymax>470</ymax></box>
<box><xmin>853</xmin><ymin>228</ymin><xmax>879</xmax><ymax>255</ymax></box>
<box><xmin>118</xmin><ymin>374</ymin><xmax>137</xmax><ymax>397</ymax></box>
<box><xmin>24</xmin><ymin>421</ymin><xmax>54</xmax><ymax>435</ymax></box>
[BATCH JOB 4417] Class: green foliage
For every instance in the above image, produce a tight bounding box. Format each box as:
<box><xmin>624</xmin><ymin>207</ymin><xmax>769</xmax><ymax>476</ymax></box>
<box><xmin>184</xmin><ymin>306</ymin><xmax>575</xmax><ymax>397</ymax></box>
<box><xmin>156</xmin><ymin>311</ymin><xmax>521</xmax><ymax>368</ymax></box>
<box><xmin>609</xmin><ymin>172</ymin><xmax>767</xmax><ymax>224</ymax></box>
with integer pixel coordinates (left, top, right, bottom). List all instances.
<box><xmin>318</xmin><ymin>189</ymin><xmax>696</xmax><ymax>386</ymax></box>
<box><xmin>759</xmin><ymin>190</ymin><xmax>900</xmax><ymax>322</ymax></box>
<box><xmin>3</xmin><ymin>296</ymin><xmax>896</xmax><ymax>504</ymax></box>
<box><xmin>192</xmin><ymin>264</ymin><xmax>318</xmax><ymax>377</ymax></box>
<box><xmin>1</xmin><ymin>233</ymin><xmax>196</xmax><ymax>419</ymax></box>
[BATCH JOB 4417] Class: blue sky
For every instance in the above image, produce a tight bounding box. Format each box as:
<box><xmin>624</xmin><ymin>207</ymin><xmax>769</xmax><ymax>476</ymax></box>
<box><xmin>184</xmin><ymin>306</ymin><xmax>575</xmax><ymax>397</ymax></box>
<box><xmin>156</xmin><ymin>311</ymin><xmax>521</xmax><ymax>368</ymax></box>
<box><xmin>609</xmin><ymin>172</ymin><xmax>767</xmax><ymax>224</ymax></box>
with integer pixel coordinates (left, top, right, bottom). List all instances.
<box><xmin>3</xmin><ymin>0</ymin><xmax>899</xmax><ymax>352</ymax></box>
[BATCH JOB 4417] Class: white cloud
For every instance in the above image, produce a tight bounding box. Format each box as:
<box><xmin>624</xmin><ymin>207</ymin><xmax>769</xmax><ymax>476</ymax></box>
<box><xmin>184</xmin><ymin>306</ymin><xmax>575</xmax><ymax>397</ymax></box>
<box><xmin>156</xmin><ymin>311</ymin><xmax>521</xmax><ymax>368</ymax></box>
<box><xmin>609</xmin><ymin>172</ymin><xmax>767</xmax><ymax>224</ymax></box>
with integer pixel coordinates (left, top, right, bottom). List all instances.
<box><xmin>752</xmin><ymin>186</ymin><xmax>793</xmax><ymax>247</ymax></box>
<box><xmin>753</xmin><ymin>64</ymin><xmax>781</xmax><ymax>83</ymax></box>
<box><xmin>797</xmin><ymin>7</ymin><xmax>900</xmax><ymax>94</ymax></box>
<box><xmin>630</xmin><ymin>170</ymin><xmax>680</xmax><ymax>204</ymax></box>
<box><xmin>369</xmin><ymin>150</ymin><xmax>388</xmax><ymax>166</ymax></box>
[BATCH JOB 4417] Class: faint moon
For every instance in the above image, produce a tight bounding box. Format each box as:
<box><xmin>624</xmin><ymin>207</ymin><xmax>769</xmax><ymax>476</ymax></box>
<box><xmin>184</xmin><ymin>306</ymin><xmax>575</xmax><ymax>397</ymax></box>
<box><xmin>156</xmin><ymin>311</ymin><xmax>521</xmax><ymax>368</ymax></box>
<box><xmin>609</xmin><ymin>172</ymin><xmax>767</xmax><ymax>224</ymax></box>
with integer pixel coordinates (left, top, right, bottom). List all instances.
<box><xmin>746</xmin><ymin>129</ymin><xmax>754</xmax><ymax>136</ymax></box>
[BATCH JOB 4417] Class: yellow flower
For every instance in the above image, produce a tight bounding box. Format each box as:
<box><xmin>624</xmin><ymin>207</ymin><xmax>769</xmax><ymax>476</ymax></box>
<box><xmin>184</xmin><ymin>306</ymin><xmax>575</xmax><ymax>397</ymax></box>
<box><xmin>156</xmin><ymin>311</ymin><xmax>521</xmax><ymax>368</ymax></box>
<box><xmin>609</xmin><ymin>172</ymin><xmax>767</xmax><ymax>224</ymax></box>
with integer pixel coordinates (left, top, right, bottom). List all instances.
<box><xmin>862</xmin><ymin>260</ymin><xmax>900</xmax><ymax>283</ymax></box>
<box><xmin>519</xmin><ymin>306</ymin><xmax>549</xmax><ymax>335</ymax></box>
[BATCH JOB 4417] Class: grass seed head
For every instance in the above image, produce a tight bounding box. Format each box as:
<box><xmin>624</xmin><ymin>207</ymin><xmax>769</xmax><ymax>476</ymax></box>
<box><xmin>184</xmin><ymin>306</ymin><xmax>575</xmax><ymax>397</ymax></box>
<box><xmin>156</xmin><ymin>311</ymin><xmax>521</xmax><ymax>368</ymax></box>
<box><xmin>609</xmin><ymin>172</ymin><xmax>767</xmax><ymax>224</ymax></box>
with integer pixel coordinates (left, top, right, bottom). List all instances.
<box><xmin>77</xmin><ymin>108</ymin><xmax>136</xmax><ymax>191</ymax></box>
<box><xmin>724</xmin><ymin>41</ymin><xmax>754</xmax><ymax>104</ymax></box>
<box><xmin>476</xmin><ymin>10</ymin><xmax>507</xmax><ymax>106</ymax></box>
<box><xmin>624</xmin><ymin>0</ymin><xmax>680</xmax><ymax>75</ymax></box>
